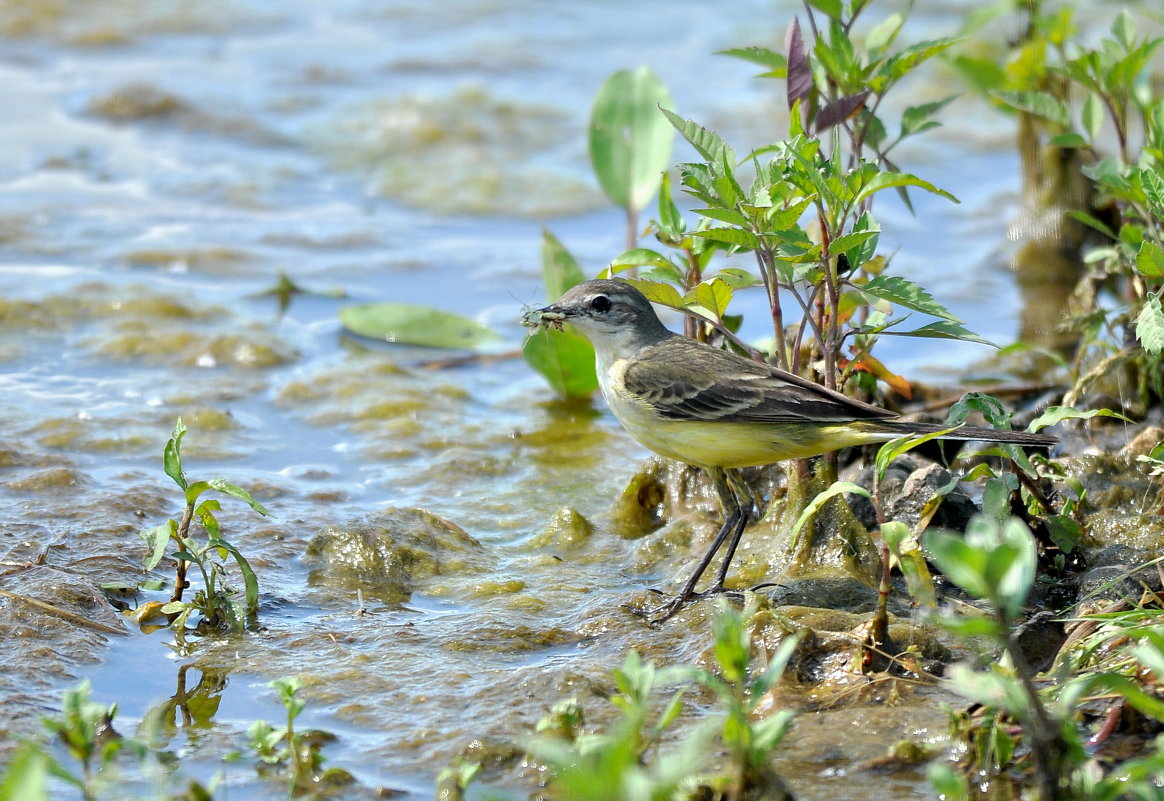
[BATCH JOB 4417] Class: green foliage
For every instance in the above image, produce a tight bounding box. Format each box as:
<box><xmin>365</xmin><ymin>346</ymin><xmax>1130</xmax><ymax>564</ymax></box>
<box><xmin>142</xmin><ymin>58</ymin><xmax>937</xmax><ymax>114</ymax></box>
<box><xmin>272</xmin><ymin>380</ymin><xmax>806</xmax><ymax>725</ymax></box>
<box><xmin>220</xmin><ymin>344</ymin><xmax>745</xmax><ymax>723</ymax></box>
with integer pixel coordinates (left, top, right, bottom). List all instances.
<box><xmin>962</xmin><ymin>4</ymin><xmax>1164</xmax><ymax>409</ymax></box>
<box><xmin>589</xmin><ymin>67</ymin><xmax>674</xmax><ymax>217</ymax></box>
<box><xmin>340</xmin><ymin>303</ymin><xmax>501</xmax><ymax>349</ymax></box>
<box><xmin>139</xmin><ymin>418</ymin><xmax>271</xmax><ymax>633</ymax></box>
<box><xmin>512</xmin><ymin>600</ymin><xmax>798</xmax><ymax>801</ymax></box>
<box><xmin>246</xmin><ymin>677</ymin><xmax>353</xmax><ymax>797</ymax></box>
<box><xmin>521</xmin><ymin>230</ymin><xmax>599</xmax><ymax>397</ymax></box>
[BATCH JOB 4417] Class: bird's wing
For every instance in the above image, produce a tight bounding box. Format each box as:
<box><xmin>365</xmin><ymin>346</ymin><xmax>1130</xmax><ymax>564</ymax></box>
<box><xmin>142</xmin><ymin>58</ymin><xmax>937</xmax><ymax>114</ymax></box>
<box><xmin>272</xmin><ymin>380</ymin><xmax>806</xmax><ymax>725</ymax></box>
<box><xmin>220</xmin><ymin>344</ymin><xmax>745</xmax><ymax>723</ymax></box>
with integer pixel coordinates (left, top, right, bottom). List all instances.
<box><xmin>623</xmin><ymin>338</ymin><xmax>897</xmax><ymax>425</ymax></box>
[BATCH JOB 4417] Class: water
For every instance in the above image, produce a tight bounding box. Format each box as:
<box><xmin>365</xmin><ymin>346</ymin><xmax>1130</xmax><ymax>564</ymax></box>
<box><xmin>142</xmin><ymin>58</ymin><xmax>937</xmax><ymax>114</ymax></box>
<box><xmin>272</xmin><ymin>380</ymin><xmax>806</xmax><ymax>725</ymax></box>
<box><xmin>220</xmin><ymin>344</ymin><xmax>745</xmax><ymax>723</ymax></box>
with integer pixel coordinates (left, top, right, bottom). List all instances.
<box><xmin>0</xmin><ymin>1</ymin><xmax>1113</xmax><ymax>798</ymax></box>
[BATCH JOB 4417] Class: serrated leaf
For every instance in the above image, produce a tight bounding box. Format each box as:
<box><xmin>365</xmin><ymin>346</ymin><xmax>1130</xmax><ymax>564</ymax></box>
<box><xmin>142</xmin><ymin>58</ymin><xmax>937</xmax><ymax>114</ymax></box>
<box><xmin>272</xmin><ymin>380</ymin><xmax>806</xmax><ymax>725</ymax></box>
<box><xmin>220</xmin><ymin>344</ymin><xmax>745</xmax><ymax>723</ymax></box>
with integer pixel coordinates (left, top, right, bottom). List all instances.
<box><xmin>887</xmin><ymin>320</ymin><xmax>994</xmax><ymax>347</ymax></box>
<box><xmin>340</xmin><ymin>304</ymin><xmax>500</xmax><ymax>349</ymax></box>
<box><xmin>717</xmin><ymin>46</ymin><xmax>787</xmax><ymax>72</ymax></box>
<box><xmin>900</xmin><ymin>95</ymin><xmax>958</xmax><ymax>137</ymax></box>
<box><xmin>859</xmin><ymin>275</ymin><xmax>958</xmax><ymax>321</ymax></box>
<box><xmin>661</xmin><ymin>108</ymin><xmax>732</xmax><ymax>163</ymax></box>
<box><xmin>685</xmin><ymin>278</ymin><xmax>733</xmax><ymax>319</ymax></box>
<box><xmin>1138</xmin><ymin>241</ymin><xmax>1164</xmax><ymax>277</ymax></box>
<box><xmin>689</xmin><ymin>227</ymin><xmax>761</xmax><ymax>250</ymax></box>
<box><xmin>1136</xmin><ymin>293</ymin><xmax>1164</xmax><ymax>355</ymax></box>
<box><xmin>589</xmin><ymin>67</ymin><xmax>674</xmax><ymax>212</ymax></box>
<box><xmin>853</xmin><ymin>171</ymin><xmax>958</xmax><ymax>207</ymax></box>
<box><xmin>522</xmin><ymin>328</ymin><xmax>598</xmax><ymax>398</ymax></box>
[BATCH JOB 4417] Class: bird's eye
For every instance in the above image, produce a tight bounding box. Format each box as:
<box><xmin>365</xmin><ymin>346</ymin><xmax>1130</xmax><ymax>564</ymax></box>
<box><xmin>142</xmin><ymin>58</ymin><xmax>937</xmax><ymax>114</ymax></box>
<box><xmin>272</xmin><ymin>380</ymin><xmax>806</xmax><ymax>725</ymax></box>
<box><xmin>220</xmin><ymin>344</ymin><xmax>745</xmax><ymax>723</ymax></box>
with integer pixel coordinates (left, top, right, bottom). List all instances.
<box><xmin>590</xmin><ymin>295</ymin><xmax>612</xmax><ymax>312</ymax></box>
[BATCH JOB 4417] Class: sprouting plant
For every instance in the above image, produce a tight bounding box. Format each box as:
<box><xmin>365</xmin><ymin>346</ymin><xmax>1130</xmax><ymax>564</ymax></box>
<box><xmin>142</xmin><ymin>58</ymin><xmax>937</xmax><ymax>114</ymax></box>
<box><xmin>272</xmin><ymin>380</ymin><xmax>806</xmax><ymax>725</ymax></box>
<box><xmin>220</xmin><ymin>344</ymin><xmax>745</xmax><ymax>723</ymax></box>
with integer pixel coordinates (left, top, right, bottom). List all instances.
<box><xmin>246</xmin><ymin>677</ymin><xmax>353</xmax><ymax>798</ymax></box>
<box><xmin>139</xmin><ymin>417</ymin><xmax>270</xmax><ymax>633</ymax></box>
<box><xmin>518</xmin><ymin>600</ymin><xmax>799</xmax><ymax>801</ymax></box>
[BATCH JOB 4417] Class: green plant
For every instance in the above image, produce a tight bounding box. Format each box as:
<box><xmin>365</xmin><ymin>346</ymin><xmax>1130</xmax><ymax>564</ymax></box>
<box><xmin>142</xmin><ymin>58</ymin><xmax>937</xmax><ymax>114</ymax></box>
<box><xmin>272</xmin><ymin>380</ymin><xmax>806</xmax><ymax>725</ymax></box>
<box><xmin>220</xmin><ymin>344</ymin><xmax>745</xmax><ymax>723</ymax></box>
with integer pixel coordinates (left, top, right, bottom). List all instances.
<box><xmin>924</xmin><ymin>516</ymin><xmax>1164</xmax><ymax>801</ymax></box>
<box><xmin>520</xmin><ymin>599</ymin><xmax>799</xmax><ymax>801</ymax></box>
<box><xmin>958</xmin><ymin>4</ymin><xmax>1164</xmax><ymax>410</ymax></box>
<box><xmin>246</xmin><ymin>677</ymin><xmax>353</xmax><ymax>798</ymax></box>
<box><xmin>139</xmin><ymin>418</ymin><xmax>270</xmax><ymax>633</ymax></box>
<box><xmin>604</xmin><ymin>2</ymin><xmax>976</xmax><ymax>403</ymax></box>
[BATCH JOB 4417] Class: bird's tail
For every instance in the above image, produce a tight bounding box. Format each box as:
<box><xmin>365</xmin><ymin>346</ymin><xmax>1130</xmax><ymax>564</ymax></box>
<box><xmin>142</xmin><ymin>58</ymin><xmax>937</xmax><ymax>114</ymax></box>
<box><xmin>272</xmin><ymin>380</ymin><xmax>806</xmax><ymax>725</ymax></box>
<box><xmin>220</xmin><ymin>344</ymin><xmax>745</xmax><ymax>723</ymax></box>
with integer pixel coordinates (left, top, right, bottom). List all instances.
<box><xmin>875</xmin><ymin>420</ymin><xmax>1057</xmax><ymax>448</ymax></box>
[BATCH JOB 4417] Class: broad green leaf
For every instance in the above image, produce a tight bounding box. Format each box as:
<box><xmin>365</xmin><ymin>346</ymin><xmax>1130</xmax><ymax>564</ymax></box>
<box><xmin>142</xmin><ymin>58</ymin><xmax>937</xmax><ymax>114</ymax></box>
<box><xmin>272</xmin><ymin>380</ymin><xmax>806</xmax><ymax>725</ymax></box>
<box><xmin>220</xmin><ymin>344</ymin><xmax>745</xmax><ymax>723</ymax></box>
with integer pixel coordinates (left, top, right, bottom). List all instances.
<box><xmin>859</xmin><ymin>275</ymin><xmax>959</xmax><ymax>321</ymax></box>
<box><xmin>607</xmin><ymin>248</ymin><xmax>679</xmax><ymax>274</ymax></box>
<box><xmin>865</xmin><ymin>13</ymin><xmax>904</xmax><ymax>58</ymax></box>
<box><xmin>828</xmin><ymin>230</ymin><xmax>879</xmax><ymax>259</ymax></box>
<box><xmin>163</xmin><ymin>418</ymin><xmax>187</xmax><ymax>490</ymax></box>
<box><xmin>589</xmin><ymin>67</ymin><xmax>674</xmax><ymax>212</ymax></box>
<box><xmin>623</xmin><ymin>278</ymin><xmax>683</xmax><ymax>308</ymax></box>
<box><xmin>684</xmin><ymin>278</ymin><xmax>733</xmax><ymax>319</ymax></box>
<box><xmin>207</xmin><ymin>479</ymin><xmax>272</xmax><ymax>517</ymax></box>
<box><xmin>807</xmin><ymin>0</ymin><xmax>842</xmax><ymax>20</ymax></box>
<box><xmin>1112</xmin><ymin>9</ymin><xmax>1136</xmax><ymax>49</ymax></box>
<box><xmin>541</xmin><ymin>229</ymin><xmax>586</xmax><ymax>301</ymax></box>
<box><xmin>1142</xmin><ymin>169</ymin><xmax>1164</xmax><ymax>213</ymax></box>
<box><xmin>874</xmin><ymin>427</ymin><xmax>960</xmax><ymax>483</ymax></box>
<box><xmin>661</xmin><ymin>108</ymin><xmax>733</xmax><ymax>164</ymax></box>
<box><xmin>1067</xmin><ymin>209</ymin><xmax>1116</xmax><ymax>239</ymax></box>
<box><xmin>656</xmin><ymin>171</ymin><xmax>685</xmax><ymax>237</ymax></box>
<box><xmin>522</xmin><ymin>328</ymin><xmax>597</xmax><ymax>398</ymax></box>
<box><xmin>789</xmin><ymin>481</ymin><xmax>870</xmax><ymax>549</ymax></box>
<box><xmin>341</xmin><ymin>304</ymin><xmax>500</xmax><ymax>349</ymax></box>
<box><xmin>1136</xmin><ymin>293</ymin><xmax>1164</xmax><ymax>355</ymax></box>
<box><xmin>949</xmin><ymin>55</ymin><xmax>1006</xmax><ymax>93</ymax></box>
<box><xmin>693</xmin><ymin>206</ymin><xmax>751</xmax><ymax>228</ymax></box>
<box><xmin>0</xmin><ymin>742</ymin><xmax>51</xmax><ymax>801</ymax></box>
<box><xmin>141</xmin><ymin>521</ymin><xmax>176</xmax><ymax>571</ymax></box>
<box><xmin>1047</xmin><ymin>132</ymin><xmax>1088</xmax><ymax>148</ymax></box>
<box><xmin>1027</xmin><ymin>405</ymin><xmax>1131</xmax><ymax>432</ymax></box>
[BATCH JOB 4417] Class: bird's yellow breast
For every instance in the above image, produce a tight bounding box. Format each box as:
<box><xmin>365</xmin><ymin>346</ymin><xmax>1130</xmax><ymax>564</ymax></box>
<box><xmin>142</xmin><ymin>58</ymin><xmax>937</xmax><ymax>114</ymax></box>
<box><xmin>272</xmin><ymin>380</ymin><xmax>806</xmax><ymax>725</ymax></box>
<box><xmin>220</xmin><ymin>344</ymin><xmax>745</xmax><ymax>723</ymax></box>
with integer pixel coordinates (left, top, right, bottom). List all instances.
<box><xmin>599</xmin><ymin>356</ymin><xmax>888</xmax><ymax>468</ymax></box>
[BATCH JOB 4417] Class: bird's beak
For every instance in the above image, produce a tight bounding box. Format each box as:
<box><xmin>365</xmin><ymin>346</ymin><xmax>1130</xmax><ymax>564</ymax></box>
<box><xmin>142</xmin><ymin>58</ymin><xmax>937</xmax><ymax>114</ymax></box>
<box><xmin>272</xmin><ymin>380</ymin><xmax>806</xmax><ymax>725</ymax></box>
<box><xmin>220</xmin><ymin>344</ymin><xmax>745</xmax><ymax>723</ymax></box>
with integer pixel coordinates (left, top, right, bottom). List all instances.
<box><xmin>521</xmin><ymin>303</ymin><xmax>571</xmax><ymax>332</ymax></box>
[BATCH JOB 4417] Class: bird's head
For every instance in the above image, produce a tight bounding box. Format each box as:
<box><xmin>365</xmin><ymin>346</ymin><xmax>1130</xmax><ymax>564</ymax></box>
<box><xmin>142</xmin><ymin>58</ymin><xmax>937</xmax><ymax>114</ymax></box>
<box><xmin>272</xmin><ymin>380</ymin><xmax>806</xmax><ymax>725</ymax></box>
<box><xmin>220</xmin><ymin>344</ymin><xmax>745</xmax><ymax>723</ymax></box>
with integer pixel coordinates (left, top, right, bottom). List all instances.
<box><xmin>522</xmin><ymin>279</ymin><xmax>671</xmax><ymax>358</ymax></box>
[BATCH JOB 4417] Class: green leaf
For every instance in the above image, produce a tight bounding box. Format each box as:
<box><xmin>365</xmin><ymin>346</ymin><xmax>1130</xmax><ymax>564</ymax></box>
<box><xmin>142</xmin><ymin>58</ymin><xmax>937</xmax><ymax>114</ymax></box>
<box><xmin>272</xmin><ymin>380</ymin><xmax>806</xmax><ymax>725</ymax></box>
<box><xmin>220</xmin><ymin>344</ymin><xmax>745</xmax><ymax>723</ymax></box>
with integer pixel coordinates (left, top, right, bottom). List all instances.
<box><xmin>0</xmin><ymin>742</ymin><xmax>51</xmax><ymax>801</ymax></box>
<box><xmin>900</xmin><ymin>96</ymin><xmax>958</xmax><ymax>137</ymax></box>
<box><xmin>878</xmin><ymin>38</ymin><xmax>961</xmax><ymax>86</ymax></box>
<box><xmin>991</xmin><ymin>90</ymin><xmax>1070</xmax><ymax>128</ymax></box>
<box><xmin>885</xmin><ymin>321</ymin><xmax>994</xmax><ymax>347</ymax></box>
<box><xmin>852</xmin><ymin>171</ymin><xmax>958</xmax><ymax>207</ymax></box>
<box><xmin>859</xmin><ymin>275</ymin><xmax>959</xmax><ymax>321</ymax></box>
<box><xmin>789</xmin><ymin>481</ymin><xmax>870</xmax><ymax>549</ymax></box>
<box><xmin>717</xmin><ymin>46</ymin><xmax>787</xmax><ymax>73</ymax></box>
<box><xmin>216</xmin><ymin>539</ymin><xmax>260</xmax><ymax>614</ymax></box>
<box><xmin>1026</xmin><ymin>405</ymin><xmax>1131</xmax><ymax>432</ymax></box>
<box><xmin>1136</xmin><ymin>293</ymin><xmax>1164</xmax><ymax>355</ymax></box>
<box><xmin>340</xmin><ymin>304</ymin><xmax>500</xmax><ymax>349</ymax></box>
<box><xmin>684</xmin><ymin>278</ymin><xmax>733</xmax><ymax>319</ymax></box>
<box><xmin>661</xmin><ymin>108</ymin><xmax>733</xmax><ymax>164</ymax></box>
<box><xmin>656</xmin><ymin>171</ymin><xmax>685</xmax><ymax>237</ymax></box>
<box><xmin>141</xmin><ymin>521</ymin><xmax>175</xmax><ymax>571</ymax></box>
<box><xmin>874</xmin><ymin>427</ymin><xmax>961</xmax><ymax>483</ymax></box>
<box><xmin>689</xmin><ymin>227</ymin><xmax>761</xmax><ymax>250</ymax></box>
<box><xmin>1066</xmin><ymin>210</ymin><xmax>1116</xmax><ymax>239</ymax></box>
<box><xmin>206</xmin><ymin>479</ymin><xmax>272</xmax><ymax>517</ymax></box>
<box><xmin>865</xmin><ymin>13</ymin><xmax>904</xmax><ymax>58</ymax></box>
<box><xmin>622</xmin><ymin>278</ymin><xmax>683</xmax><ymax>308</ymax></box>
<box><xmin>589</xmin><ymin>67</ymin><xmax>675</xmax><ymax>212</ymax></box>
<box><xmin>540</xmin><ymin>229</ymin><xmax>586</xmax><ymax>301</ymax></box>
<box><xmin>1081</xmin><ymin>92</ymin><xmax>1103</xmax><ymax>141</ymax></box>
<box><xmin>522</xmin><ymin>328</ymin><xmax>598</xmax><ymax>398</ymax></box>
<box><xmin>163</xmin><ymin>418</ymin><xmax>187</xmax><ymax>491</ymax></box>
<box><xmin>949</xmin><ymin>55</ymin><xmax>1006</xmax><ymax>93</ymax></box>
<box><xmin>607</xmin><ymin>248</ymin><xmax>679</xmax><ymax>274</ymax></box>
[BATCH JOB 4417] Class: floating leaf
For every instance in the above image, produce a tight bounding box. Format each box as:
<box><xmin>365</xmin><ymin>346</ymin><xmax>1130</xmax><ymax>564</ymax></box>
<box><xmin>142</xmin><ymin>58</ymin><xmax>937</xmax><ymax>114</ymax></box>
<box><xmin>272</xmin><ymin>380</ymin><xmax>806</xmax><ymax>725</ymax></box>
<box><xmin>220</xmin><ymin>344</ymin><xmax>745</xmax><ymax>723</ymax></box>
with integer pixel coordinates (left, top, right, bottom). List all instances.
<box><xmin>341</xmin><ymin>304</ymin><xmax>500</xmax><ymax>349</ymax></box>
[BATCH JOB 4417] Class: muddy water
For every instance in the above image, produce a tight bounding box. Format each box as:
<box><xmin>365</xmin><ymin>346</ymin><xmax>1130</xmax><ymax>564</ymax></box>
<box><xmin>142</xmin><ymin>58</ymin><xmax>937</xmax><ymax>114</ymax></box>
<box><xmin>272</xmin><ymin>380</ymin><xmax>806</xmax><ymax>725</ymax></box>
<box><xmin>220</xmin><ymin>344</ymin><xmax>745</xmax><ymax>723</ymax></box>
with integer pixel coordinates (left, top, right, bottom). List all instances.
<box><xmin>0</xmin><ymin>1</ymin><xmax>1130</xmax><ymax>799</ymax></box>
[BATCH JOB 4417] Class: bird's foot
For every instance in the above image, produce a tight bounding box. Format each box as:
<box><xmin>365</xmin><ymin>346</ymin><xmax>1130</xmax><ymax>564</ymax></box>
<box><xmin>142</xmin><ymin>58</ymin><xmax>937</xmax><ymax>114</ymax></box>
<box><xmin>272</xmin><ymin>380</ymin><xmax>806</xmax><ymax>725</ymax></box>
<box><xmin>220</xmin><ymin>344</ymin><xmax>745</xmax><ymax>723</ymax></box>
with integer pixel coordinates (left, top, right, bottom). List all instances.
<box><xmin>627</xmin><ymin>584</ymin><xmax>741</xmax><ymax>626</ymax></box>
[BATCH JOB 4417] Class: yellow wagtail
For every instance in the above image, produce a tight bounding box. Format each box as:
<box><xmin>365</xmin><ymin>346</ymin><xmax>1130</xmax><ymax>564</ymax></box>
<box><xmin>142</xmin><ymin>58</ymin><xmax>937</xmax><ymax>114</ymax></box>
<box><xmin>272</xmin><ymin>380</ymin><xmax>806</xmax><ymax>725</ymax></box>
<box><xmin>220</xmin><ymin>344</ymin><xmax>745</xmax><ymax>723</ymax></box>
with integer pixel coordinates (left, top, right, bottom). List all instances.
<box><xmin>524</xmin><ymin>278</ymin><xmax>1057</xmax><ymax>621</ymax></box>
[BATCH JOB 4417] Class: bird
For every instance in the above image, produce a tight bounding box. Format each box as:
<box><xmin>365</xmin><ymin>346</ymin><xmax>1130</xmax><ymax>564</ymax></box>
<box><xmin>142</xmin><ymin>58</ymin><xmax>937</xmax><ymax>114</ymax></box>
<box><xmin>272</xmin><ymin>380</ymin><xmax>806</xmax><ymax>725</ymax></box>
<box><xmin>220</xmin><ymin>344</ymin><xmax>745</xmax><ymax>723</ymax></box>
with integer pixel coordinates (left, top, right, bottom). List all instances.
<box><xmin>524</xmin><ymin>278</ymin><xmax>1057</xmax><ymax>621</ymax></box>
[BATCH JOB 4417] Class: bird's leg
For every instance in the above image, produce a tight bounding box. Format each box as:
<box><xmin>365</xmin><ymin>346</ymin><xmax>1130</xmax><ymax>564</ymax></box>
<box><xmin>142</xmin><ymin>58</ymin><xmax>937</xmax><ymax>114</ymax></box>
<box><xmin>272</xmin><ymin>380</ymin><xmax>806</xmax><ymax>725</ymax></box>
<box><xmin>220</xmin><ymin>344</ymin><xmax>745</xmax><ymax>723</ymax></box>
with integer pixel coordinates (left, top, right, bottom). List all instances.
<box><xmin>708</xmin><ymin>468</ymin><xmax>754</xmax><ymax>593</ymax></box>
<box><xmin>648</xmin><ymin>467</ymin><xmax>748</xmax><ymax>624</ymax></box>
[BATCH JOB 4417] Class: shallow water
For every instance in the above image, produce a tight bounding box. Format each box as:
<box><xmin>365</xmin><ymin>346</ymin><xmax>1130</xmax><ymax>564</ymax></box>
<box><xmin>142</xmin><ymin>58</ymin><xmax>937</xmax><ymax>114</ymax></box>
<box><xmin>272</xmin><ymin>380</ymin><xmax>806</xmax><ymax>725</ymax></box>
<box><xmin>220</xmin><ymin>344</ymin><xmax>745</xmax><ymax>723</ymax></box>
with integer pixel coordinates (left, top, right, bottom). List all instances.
<box><xmin>0</xmin><ymin>1</ymin><xmax>1145</xmax><ymax>799</ymax></box>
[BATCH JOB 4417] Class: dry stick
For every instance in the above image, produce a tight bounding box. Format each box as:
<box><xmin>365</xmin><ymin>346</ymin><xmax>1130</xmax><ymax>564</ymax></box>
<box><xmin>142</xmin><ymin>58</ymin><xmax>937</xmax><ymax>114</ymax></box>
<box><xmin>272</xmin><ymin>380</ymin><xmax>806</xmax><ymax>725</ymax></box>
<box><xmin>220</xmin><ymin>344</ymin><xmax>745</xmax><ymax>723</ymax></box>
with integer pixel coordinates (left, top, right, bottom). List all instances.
<box><xmin>0</xmin><ymin>589</ymin><xmax>127</xmax><ymax>636</ymax></box>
